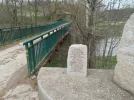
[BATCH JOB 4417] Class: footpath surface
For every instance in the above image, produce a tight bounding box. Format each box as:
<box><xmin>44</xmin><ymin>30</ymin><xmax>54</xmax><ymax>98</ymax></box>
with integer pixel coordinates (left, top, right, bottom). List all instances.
<box><xmin>0</xmin><ymin>44</ymin><xmax>39</xmax><ymax>100</ymax></box>
<box><xmin>0</xmin><ymin>45</ymin><xmax>27</xmax><ymax>91</ymax></box>
<box><xmin>3</xmin><ymin>84</ymin><xmax>38</xmax><ymax>100</ymax></box>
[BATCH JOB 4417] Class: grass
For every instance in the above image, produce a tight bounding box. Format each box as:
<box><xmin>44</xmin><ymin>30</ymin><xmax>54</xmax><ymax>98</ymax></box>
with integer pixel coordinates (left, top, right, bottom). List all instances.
<box><xmin>47</xmin><ymin>56</ymin><xmax>117</xmax><ymax>69</ymax></box>
<box><xmin>96</xmin><ymin>21</ymin><xmax>125</xmax><ymax>37</ymax></box>
<box><xmin>37</xmin><ymin>15</ymin><xmax>52</xmax><ymax>23</ymax></box>
<box><xmin>97</xmin><ymin>21</ymin><xmax>125</xmax><ymax>30</ymax></box>
<box><xmin>47</xmin><ymin>60</ymin><xmax>67</xmax><ymax>68</ymax></box>
<box><xmin>95</xmin><ymin>56</ymin><xmax>117</xmax><ymax>69</ymax></box>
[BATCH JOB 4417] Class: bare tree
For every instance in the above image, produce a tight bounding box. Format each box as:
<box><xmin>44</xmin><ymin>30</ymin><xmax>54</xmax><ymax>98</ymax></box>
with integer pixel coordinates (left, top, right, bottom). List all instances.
<box><xmin>18</xmin><ymin>0</ymin><xmax>24</xmax><ymax>24</ymax></box>
<box><xmin>34</xmin><ymin>0</ymin><xmax>38</xmax><ymax>25</ymax></box>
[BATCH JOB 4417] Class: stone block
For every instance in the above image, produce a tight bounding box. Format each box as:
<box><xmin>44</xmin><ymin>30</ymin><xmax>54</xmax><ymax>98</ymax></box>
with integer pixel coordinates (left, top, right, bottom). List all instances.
<box><xmin>67</xmin><ymin>44</ymin><xmax>87</xmax><ymax>77</ymax></box>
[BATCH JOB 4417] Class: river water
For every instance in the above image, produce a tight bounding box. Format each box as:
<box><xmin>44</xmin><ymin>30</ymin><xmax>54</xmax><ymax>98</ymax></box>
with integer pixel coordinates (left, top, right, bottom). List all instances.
<box><xmin>96</xmin><ymin>37</ymin><xmax>120</xmax><ymax>56</ymax></box>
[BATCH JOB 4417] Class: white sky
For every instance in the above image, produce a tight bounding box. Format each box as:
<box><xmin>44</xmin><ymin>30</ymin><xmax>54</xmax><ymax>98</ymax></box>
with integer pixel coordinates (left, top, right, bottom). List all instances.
<box><xmin>103</xmin><ymin>0</ymin><xmax>134</xmax><ymax>8</ymax></box>
<box><xmin>0</xmin><ymin>0</ymin><xmax>134</xmax><ymax>8</ymax></box>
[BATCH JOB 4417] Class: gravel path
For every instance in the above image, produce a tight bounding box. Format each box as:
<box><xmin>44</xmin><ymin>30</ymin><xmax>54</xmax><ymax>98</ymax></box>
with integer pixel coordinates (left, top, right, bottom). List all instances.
<box><xmin>3</xmin><ymin>84</ymin><xmax>38</xmax><ymax>100</ymax></box>
<box><xmin>0</xmin><ymin>45</ymin><xmax>27</xmax><ymax>91</ymax></box>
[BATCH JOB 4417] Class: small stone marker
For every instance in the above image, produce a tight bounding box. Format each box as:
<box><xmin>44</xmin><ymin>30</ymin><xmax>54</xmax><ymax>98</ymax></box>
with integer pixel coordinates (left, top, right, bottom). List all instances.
<box><xmin>67</xmin><ymin>44</ymin><xmax>87</xmax><ymax>77</ymax></box>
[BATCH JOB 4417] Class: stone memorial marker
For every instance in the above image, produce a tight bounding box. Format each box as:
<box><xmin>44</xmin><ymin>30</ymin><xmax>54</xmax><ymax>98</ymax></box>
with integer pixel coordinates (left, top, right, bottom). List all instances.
<box><xmin>67</xmin><ymin>44</ymin><xmax>87</xmax><ymax>77</ymax></box>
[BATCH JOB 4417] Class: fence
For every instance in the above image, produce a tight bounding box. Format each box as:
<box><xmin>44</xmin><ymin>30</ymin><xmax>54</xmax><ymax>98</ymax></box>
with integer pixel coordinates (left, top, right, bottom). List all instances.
<box><xmin>0</xmin><ymin>20</ymin><xmax>67</xmax><ymax>45</ymax></box>
<box><xmin>23</xmin><ymin>22</ymin><xmax>71</xmax><ymax>75</ymax></box>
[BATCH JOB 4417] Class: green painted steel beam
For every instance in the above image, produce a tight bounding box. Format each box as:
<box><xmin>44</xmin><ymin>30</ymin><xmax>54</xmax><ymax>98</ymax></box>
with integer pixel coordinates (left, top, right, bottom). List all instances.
<box><xmin>23</xmin><ymin>21</ymin><xmax>72</xmax><ymax>75</ymax></box>
<box><xmin>0</xmin><ymin>20</ymin><xmax>67</xmax><ymax>46</ymax></box>
<box><xmin>23</xmin><ymin>23</ymin><xmax>70</xmax><ymax>46</ymax></box>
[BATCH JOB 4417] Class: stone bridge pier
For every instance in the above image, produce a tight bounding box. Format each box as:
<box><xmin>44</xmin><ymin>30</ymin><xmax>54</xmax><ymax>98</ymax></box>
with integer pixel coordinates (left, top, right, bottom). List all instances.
<box><xmin>114</xmin><ymin>13</ymin><xmax>134</xmax><ymax>95</ymax></box>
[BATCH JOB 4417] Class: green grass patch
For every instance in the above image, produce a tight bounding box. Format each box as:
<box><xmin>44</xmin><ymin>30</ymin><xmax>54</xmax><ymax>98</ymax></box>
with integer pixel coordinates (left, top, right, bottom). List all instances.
<box><xmin>95</xmin><ymin>56</ymin><xmax>117</xmax><ymax>69</ymax></box>
<box><xmin>37</xmin><ymin>15</ymin><xmax>52</xmax><ymax>23</ymax></box>
<box><xmin>37</xmin><ymin>16</ymin><xmax>46</xmax><ymax>20</ymax></box>
<box><xmin>47</xmin><ymin>56</ymin><xmax>117</xmax><ymax>69</ymax></box>
<box><xmin>47</xmin><ymin>60</ymin><xmax>67</xmax><ymax>68</ymax></box>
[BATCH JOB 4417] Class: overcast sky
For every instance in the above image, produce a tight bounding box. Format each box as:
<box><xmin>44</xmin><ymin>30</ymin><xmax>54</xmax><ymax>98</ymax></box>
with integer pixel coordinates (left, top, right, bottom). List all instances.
<box><xmin>103</xmin><ymin>0</ymin><xmax>134</xmax><ymax>8</ymax></box>
<box><xmin>0</xmin><ymin>0</ymin><xmax>133</xmax><ymax>8</ymax></box>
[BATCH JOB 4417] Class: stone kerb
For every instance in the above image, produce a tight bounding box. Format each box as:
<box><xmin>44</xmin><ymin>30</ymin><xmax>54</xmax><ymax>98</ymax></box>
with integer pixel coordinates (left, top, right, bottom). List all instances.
<box><xmin>114</xmin><ymin>13</ymin><xmax>134</xmax><ymax>95</ymax></box>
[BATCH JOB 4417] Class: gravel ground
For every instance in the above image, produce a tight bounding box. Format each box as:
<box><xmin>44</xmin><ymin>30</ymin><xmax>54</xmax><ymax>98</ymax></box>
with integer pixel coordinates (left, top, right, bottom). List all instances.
<box><xmin>0</xmin><ymin>45</ymin><xmax>26</xmax><ymax>91</ymax></box>
<box><xmin>3</xmin><ymin>84</ymin><xmax>38</xmax><ymax>100</ymax></box>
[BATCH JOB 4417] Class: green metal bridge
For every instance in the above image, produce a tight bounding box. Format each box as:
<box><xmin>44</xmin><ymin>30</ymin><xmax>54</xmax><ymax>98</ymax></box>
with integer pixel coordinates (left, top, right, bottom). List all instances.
<box><xmin>0</xmin><ymin>20</ymin><xmax>71</xmax><ymax>75</ymax></box>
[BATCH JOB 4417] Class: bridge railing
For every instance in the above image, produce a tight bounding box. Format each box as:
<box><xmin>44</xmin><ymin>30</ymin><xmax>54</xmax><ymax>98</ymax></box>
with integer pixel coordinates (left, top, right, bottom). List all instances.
<box><xmin>0</xmin><ymin>20</ymin><xmax>67</xmax><ymax>46</ymax></box>
<box><xmin>23</xmin><ymin>22</ymin><xmax>71</xmax><ymax>75</ymax></box>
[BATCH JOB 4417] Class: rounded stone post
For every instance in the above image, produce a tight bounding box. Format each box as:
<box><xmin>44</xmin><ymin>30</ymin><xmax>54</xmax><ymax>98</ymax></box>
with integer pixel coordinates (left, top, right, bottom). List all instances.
<box><xmin>114</xmin><ymin>13</ymin><xmax>134</xmax><ymax>95</ymax></box>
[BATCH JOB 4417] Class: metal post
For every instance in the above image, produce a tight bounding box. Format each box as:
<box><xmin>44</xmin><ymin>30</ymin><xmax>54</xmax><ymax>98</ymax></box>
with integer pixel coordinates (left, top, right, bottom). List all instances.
<box><xmin>10</xmin><ymin>28</ymin><xmax>13</xmax><ymax>43</ymax></box>
<box><xmin>25</xmin><ymin>44</ymin><xmax>31</xmax><ymax>75</ymax></box>
<box><xmin>25</xmin><ymin>26</ymin><xmax>28</xmax><ymax>36</ymax></box>
<box><xmin>31</xmin><ymin>25</ymin><xmax>33</xmax><ymax>34</ymax></box>
<box><xmin>0</xmin><ymin>29</ymin><xmax>3</xmax><ymax>45</ymax></box>
<box><xmin>38</xmin><ymin>25</ymin><xmax>41</xmax><ymax>34</ymax></box>
<box><xmin>19</xmin><ymin>27</ymin><xmax>21</xmax><ymax>39</ymax></box>
<box><xmin>30</xmin><ymin>41</ymin><xmax>36</xmax><ymax>74</ymax></box>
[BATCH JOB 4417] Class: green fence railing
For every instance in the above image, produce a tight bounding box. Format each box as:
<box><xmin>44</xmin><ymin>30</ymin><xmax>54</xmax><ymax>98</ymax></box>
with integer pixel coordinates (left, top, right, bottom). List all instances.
<box><xmin>0</xmin><ymin>20</ymin><xmax>67</xmax><ymax>46</ymax></box>
<box><xmin>23</xmin><ymin>22</ymin><xmax>71</xmax><ymax>75</ymax></box>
